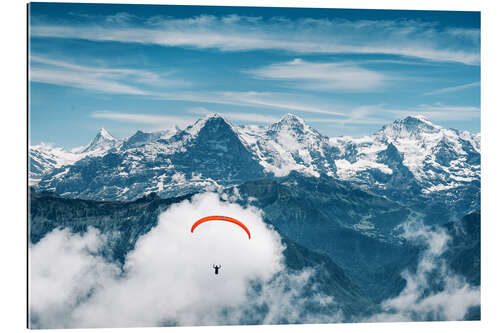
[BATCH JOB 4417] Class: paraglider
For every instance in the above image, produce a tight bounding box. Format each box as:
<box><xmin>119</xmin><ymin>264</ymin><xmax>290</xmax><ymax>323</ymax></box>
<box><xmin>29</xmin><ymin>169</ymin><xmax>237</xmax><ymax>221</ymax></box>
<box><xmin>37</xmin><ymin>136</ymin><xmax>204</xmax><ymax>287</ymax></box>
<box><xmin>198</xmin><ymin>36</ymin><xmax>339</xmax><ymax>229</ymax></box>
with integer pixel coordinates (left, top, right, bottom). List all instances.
<box><xmin>191</xmin><ymin>215</ymin><xmax>251</xmax><ymax>239</ymax></box>
<box><xmin>212</xmin><ymin>264</ymin><xmax>222</xmax><ymax>275</ymax></box>
<box><xmin>191</xmin><ymin>216</ymin><xmax>250</xmax><ymax>275</ymax></box>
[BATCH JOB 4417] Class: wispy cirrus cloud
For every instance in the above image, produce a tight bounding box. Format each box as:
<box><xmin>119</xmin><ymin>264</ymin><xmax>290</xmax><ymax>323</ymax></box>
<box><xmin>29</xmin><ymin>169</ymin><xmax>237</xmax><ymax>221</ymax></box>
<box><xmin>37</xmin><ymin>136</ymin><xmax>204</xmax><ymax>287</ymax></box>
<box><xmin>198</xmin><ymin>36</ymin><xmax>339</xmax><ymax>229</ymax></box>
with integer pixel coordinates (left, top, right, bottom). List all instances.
<box><xmin>30</xmin><ymin>56</ymin><xmax>189</xmax><ymax>95</ymax></box>
<box><xmin>29</xmin><ymin>55</ymin><xmax>351</xmax><ymax>117</ymax></box>
<box><xmin>91</xmin><ymin>107</ymin><xmax>309</xmax><ymax>130</ymax></box>
<box><xmin>90</xmin><ymin>111</ymin><xmax>195</xmax><ymax>129</ymax></box>
<box><xmin>154</xmin><ymin>90</ymin><xmax>349</xmax><ymax>117</ymax></box>
<box><xmin>30</xmin><ymin>14</ymin><xmax>480</xmax><ymax>65</ymax></box>
<box><xmin>29</xmin><ymin>55</ymin><xmax>479</xmax><ymax>134</ymax></box>
<box><xmin>30</xmin><ymin>67</ymin><xmax>149</xmax><ymax>95</ymax></box>
<box><xmin>189</xmin><ymin>107</ymin><xmax>280</xmax><ymax>123</ymax></box>
<box><xmin>91</xmin><ymin>100</ymin><xmax>480</xmax><ymax>135</ymax></box>
<box><xmin>246</xmin><ymin>58</ymin><xmax>390</xmax><ymax>91</ymax></box>
<box><xmin>316</xmin><ymin>103</ymin><xmax>480</xmax><ymax>134</ymax></box>
<box><xmin>387</xmin><ymin>104</ymin><xmax>480</xmax><ymax>122</ymax></box>
<box><xmin>423</xmin><ymin>81</ymin><xmax>480</xmax><ymax>96</ymax></box>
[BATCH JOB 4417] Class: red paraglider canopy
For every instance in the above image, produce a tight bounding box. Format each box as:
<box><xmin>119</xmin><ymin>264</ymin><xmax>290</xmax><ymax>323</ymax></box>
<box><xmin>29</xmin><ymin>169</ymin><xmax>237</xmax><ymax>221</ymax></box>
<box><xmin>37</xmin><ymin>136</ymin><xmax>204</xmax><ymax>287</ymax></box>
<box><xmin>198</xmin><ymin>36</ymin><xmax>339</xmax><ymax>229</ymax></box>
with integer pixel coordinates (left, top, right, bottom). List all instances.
<box><xmin>191</xmin><ymin>216</ymin><xmax>251</xmax><ymax>239</ymax></box>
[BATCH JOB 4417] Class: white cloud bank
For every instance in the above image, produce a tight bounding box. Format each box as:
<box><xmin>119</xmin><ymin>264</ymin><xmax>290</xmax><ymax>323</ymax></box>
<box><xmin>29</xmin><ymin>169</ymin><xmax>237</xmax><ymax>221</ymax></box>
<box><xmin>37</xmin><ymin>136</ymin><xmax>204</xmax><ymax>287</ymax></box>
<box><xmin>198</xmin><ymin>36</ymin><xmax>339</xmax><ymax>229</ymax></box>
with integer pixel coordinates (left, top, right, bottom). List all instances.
<box><xmin>29</xmin><ymin>193</ymin><xmax>480</xmax><ymax>328</ymax></box>
<box><xmin>29</xmin><ymin>193</ymin><xmax>337</xmax><ymax>329</ymax></box>
<box><xmin>367</xmin><ymin>221</ymin><xmax>480</xmax><ymax>322</ymax></box>
<box><xmin>29</xmin><ymin>228</ymin><xmax>121</xmax><ymax>328</ymax></box>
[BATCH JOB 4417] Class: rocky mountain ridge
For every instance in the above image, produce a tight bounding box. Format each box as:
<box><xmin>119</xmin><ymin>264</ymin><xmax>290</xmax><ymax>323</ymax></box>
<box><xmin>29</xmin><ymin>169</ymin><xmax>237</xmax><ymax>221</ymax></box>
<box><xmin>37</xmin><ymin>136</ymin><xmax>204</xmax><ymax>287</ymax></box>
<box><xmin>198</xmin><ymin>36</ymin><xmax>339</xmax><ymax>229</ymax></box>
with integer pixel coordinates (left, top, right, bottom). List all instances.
<box><xmin>31</xmin><ymin>113</ymin><xmax>480</xmax><ymax>221</ymax></box>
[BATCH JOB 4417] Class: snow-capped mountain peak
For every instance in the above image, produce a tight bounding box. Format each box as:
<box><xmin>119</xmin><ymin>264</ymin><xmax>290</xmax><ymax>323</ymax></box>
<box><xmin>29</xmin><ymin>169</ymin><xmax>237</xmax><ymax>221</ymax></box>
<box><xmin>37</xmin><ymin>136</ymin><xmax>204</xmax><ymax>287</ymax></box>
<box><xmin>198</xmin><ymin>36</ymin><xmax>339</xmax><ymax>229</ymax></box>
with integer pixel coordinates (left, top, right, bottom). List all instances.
<box><xmin>123</xmin><ymin>130</ymin><xmax>156</xmax><ymax>149</ymax></box>
<box><xmin>98</xmin><ymin>128</ymin><xmax>115</xmax><ymax>140</ymax></box>
<box><xmin>202</xmin><ymin>113</ymin><xmax>233</xmax><ymax>127</ymax></box>
<box><xmin>185</xmin><ymin>113</ymin><xmax>234</xmax><ymax>137</ymax></box>
<box><xmin>377</xmin><ymin>115</ymin><xmax>442</xmax><ymax>141</ymax></box>
<box><xmin>235</xmin><ymin>113</ymin><xmax>333</xmax><ymax>178</ymax></box>
<box><xmin>270</xmin><ymin>113</ymin><xmax>311</xmax><ymax>132</ymax></box>
<box><xmin>329</xmin><ymin>114</ymin><xmax>480</xmax><ymax>194</ymax></box>
<box><xmin>81</xmin><ymin>128</ymin><xmax>120</xmax><ymax>154</ymax></box>
<box><xmin>278</xmin><ymin>113</ymin><xmax>306</xmax><ymax>125</ymax></box>
<box><xmin>268</xmin><ymin>113</ymin><xmax>323</xmax><ymax>140</ymax></box>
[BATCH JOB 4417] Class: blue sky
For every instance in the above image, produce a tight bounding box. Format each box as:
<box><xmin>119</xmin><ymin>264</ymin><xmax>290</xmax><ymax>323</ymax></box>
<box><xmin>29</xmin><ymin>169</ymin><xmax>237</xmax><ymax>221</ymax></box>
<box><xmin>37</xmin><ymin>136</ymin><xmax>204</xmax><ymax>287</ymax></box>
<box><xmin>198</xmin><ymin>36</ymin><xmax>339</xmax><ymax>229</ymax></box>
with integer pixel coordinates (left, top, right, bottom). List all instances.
<box><xmin>29</xmin><ymin>3</ymin><xmax>480</xmax><ymax>148</ymax></box>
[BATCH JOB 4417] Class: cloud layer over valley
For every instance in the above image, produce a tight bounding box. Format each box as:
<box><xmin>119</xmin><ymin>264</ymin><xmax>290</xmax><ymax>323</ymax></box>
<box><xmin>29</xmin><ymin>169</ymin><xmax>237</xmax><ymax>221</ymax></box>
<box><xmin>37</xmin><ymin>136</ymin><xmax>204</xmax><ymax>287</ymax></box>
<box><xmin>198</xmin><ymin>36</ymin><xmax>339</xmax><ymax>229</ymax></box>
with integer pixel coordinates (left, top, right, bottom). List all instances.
<box><xmin>29</xmin><ymin>193</ymin><xmax>338</xmax><ymax>328</ymax></box>
<box><xmin>367</xmin><ymin>221</ymin><xmax>480</xmax><ymax>322</ymax></box>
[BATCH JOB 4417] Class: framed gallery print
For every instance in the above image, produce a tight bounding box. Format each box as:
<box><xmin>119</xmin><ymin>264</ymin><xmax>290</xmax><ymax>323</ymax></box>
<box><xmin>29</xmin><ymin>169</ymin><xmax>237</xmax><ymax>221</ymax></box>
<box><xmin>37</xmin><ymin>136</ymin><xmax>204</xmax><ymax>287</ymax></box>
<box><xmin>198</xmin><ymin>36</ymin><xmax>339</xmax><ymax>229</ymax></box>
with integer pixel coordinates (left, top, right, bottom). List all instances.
<box><xmin>28</xmin><ymin>2</ymin><xmax>480</xmax><ymax>329</ymax></box>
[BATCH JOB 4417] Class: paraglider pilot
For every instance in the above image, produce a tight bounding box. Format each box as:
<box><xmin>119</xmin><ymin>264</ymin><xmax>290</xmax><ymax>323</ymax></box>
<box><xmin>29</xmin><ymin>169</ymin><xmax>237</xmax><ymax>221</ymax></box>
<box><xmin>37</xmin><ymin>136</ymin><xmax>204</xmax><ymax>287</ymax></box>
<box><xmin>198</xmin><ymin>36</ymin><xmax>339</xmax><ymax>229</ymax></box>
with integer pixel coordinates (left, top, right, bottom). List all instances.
<box><xmin>213</xmin><ymin>265</ymin><xmax>222</xmax><ymax>275</ymax></box>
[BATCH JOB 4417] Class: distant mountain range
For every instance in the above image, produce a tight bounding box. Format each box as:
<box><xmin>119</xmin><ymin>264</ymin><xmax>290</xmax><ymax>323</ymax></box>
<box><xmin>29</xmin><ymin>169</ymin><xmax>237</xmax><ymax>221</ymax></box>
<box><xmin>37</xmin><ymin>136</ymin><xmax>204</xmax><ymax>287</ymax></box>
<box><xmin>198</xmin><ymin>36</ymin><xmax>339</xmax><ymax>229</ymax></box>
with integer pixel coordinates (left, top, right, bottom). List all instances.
<box><xmin>30</xmin><ymin>113</ymin><xmax>480</xmax><ymax>223</ymax></box>
<box><xmin>29</xmin><ymin>128</ymin><xmax>121</xmax><ymax>185</ymax></box>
